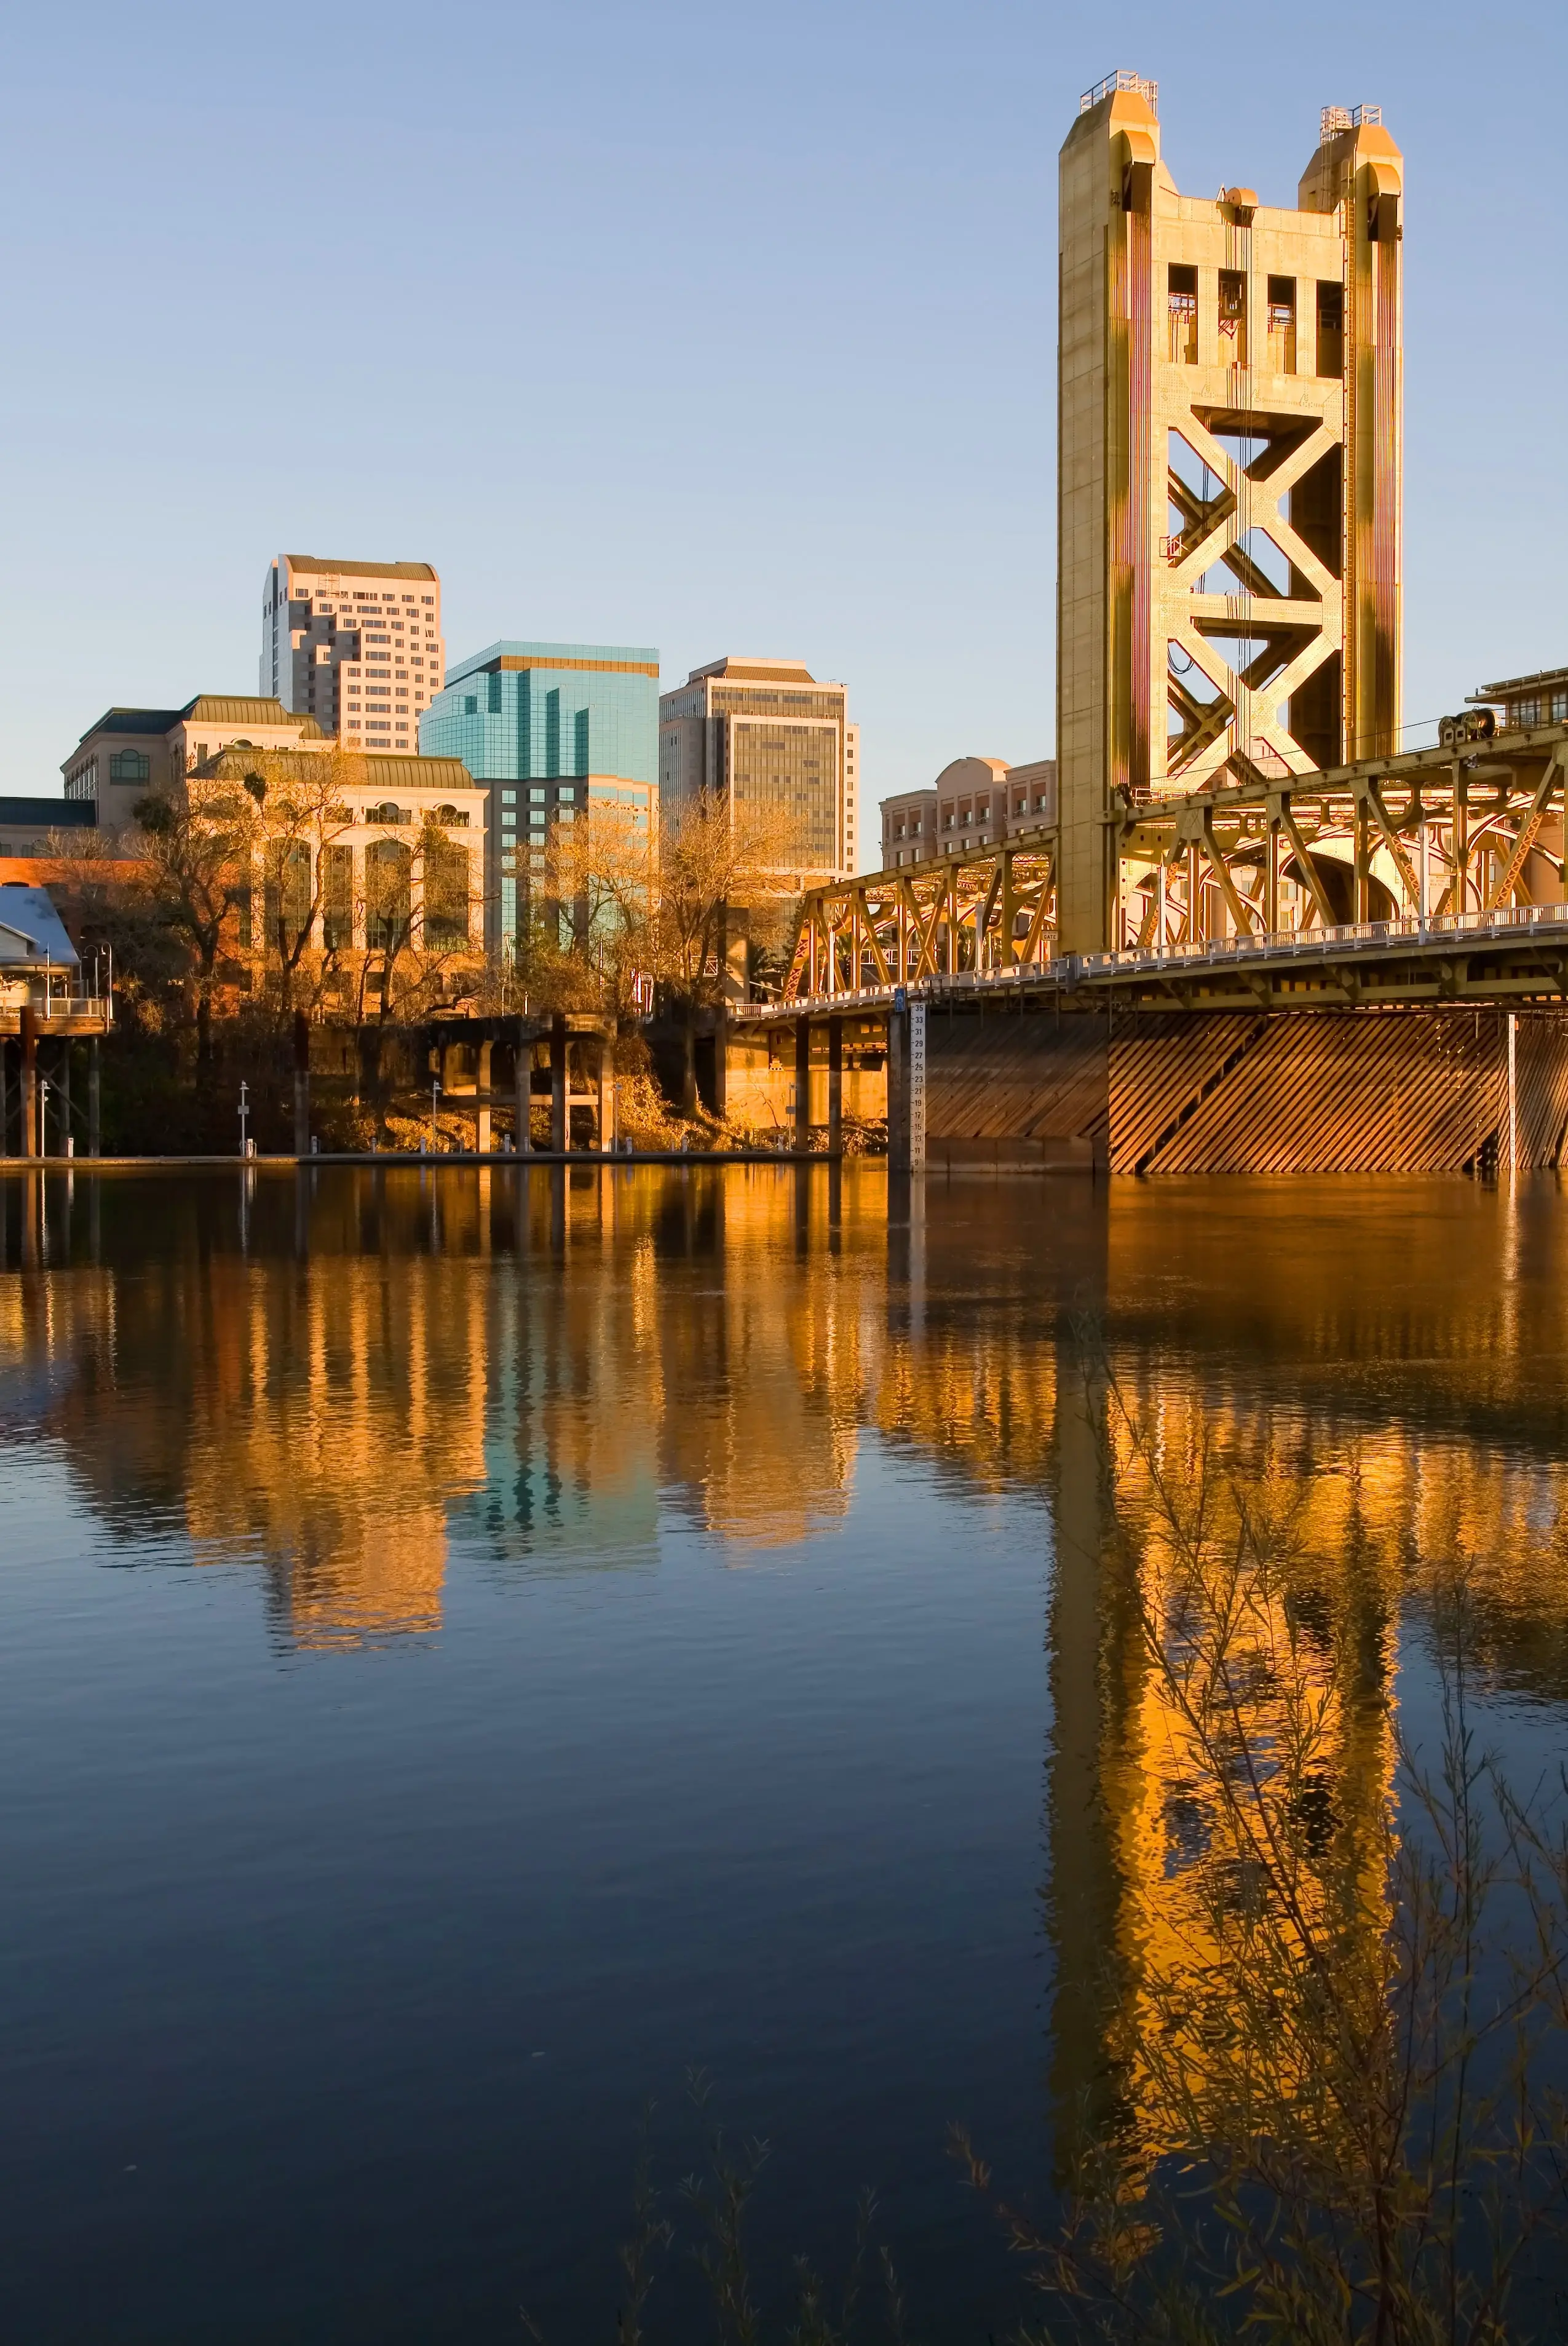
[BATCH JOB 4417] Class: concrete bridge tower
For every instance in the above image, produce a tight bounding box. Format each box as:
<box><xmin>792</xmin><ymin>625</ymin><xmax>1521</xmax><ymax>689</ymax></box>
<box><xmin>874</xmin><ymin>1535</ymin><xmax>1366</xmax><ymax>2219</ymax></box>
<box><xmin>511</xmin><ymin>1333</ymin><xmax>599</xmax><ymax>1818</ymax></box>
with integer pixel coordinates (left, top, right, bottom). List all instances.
<box><xmin>1056</xmin><ymin>73</ymin><xmax>1403</xmax><ymax>951</ymax></box>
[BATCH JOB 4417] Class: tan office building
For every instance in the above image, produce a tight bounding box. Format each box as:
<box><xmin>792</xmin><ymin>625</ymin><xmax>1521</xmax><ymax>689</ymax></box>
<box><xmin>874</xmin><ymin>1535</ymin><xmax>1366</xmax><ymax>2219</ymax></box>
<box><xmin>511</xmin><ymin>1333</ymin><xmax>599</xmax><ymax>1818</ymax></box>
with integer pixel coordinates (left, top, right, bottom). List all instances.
<box><xmin>261</xmin><ymin>556</ymin><xmax>445</xmax><ymax>751</ymax></box>
<box><xmin>659</xmin><ymin>656</ymin><xmax>858</xmax><ymax>881</ymax></box>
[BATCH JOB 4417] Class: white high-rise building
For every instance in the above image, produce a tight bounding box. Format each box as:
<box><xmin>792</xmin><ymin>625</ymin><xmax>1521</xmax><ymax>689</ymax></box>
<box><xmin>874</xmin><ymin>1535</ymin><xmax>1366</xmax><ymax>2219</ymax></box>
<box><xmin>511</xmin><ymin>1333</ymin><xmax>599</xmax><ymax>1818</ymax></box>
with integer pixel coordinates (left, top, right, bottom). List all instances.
<box><xmin>260</xmin><ymin>556</ymin><xmax>445</xmax><ymax>752</ymax></box>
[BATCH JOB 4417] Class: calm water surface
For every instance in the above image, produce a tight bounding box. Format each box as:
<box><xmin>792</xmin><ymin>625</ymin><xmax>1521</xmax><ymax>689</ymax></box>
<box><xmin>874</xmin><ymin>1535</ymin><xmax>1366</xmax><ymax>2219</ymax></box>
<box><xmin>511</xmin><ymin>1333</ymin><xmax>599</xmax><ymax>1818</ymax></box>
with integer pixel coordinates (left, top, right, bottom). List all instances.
<box><xmin>2</xmin><ymin>1165</ymin><xmax>1567</xmax><ymax>2341</ymax></box>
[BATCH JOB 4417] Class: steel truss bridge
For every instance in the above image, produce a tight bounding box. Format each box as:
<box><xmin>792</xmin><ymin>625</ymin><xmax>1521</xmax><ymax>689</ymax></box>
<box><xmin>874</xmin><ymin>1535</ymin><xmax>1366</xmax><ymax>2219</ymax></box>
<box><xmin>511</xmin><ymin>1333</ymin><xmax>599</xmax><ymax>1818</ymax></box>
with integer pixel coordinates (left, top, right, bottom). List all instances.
<box><xmin>775</xmin><ymin>722</ymin><xmax>1568</xmax><ymax>1015</ymax></box>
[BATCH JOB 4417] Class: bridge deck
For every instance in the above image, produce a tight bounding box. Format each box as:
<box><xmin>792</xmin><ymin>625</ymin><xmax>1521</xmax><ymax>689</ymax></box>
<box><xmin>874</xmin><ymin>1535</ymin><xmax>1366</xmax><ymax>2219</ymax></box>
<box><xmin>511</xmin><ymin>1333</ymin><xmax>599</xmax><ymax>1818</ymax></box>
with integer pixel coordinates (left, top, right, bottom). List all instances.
<box><xmin>746</xmin><ymin>901</ymin><xmax>1568</xmax><ymax>1020</ymax></box>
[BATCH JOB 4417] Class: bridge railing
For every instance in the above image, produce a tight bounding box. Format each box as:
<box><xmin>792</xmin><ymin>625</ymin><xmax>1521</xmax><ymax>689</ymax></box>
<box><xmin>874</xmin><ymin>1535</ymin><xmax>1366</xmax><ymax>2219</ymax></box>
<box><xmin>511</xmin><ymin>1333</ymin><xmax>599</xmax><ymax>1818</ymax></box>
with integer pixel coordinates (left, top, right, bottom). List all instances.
<box><xmin>758</xmin><ymin>898</ymin><xmax>1568</xmax><ymax>1016</ymax></box>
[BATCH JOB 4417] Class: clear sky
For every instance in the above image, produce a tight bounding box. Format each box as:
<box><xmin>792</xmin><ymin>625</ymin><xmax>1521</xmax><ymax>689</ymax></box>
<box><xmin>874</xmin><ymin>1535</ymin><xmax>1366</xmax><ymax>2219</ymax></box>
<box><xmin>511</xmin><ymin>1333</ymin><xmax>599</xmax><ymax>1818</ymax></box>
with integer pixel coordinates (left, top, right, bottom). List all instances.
<box><xmin>2</xmin><ymin>0</ymin><xmax>1563</xmax><ymax>867</ymax></box>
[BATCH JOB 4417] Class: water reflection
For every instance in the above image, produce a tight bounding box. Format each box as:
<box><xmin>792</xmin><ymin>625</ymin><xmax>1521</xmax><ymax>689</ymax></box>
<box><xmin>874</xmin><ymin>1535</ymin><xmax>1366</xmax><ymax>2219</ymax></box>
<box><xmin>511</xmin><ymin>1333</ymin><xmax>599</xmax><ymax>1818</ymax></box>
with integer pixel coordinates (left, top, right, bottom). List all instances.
<box><xmin>4</xmin><ymin>1164</ymin><xmax>1568</xmax><ymax>2189</ymax></box>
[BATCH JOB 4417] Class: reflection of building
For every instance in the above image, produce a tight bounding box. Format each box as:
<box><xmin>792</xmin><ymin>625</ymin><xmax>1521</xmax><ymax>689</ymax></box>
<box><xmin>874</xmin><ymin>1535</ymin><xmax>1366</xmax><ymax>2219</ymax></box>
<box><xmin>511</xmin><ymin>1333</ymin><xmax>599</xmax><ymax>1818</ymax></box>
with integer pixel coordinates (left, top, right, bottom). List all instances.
<box><xmin>660</xmin><ymin>657</ymin><xmax>858</xmax><ymax>881</ymax></box>
<box><xmin>421</xmin><ymin>641</ymin><xmax>659</xmax><ymax>954</ymax></box>
<box><xmin>261</xmin><ymin>555</ymin><xmax>446</xmax><ymax>750</ymax></box>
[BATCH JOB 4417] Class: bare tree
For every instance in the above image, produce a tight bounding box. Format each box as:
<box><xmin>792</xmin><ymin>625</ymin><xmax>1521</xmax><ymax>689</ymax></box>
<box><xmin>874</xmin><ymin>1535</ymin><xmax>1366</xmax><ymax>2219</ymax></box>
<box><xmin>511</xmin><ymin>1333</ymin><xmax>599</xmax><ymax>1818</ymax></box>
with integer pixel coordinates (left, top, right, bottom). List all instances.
<box><xmin>131</xmin><ymin>781</ymin><xmax>258</xmax><ymax>1063</ymax></box>
<box><xmin>647</xmin><ymin>789</ymin><xmax>801</xmax><ymax>1112</ymax></box>
<box><xmin>213</xmin><ymin>745</ymin><xmax>362</xmax><ymax>1021</ymax></box>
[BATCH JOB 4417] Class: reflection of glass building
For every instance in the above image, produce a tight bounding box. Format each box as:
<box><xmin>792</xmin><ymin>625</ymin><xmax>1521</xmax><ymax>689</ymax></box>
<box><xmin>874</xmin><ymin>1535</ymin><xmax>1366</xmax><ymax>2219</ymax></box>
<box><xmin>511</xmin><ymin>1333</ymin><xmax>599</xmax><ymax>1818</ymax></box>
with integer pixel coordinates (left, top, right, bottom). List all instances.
<box><xmin>421</xmin><ymin>641</ymin><xmax>659</xmax><ymax>952</ymax></box>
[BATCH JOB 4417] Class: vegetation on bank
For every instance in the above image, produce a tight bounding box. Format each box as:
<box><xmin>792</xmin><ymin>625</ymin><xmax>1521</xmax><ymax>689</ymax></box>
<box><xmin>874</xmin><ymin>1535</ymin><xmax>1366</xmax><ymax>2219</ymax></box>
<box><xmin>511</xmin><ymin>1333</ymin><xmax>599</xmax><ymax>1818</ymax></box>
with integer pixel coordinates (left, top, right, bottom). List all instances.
<box><xmin>38</xmin><ymin>770</ymin><xmax>809</xmax><ymax>1152</ymax></box>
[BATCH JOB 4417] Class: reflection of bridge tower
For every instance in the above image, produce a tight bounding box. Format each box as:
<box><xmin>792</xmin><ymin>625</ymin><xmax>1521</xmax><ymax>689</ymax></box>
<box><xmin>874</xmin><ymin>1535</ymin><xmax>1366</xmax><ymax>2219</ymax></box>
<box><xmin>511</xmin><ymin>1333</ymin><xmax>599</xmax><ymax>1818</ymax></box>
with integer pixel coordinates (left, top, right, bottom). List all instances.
<box><xmin>1058</xmin><ymin>71</ymin><xmax>1403</xmax><ymax>950</ymax></box>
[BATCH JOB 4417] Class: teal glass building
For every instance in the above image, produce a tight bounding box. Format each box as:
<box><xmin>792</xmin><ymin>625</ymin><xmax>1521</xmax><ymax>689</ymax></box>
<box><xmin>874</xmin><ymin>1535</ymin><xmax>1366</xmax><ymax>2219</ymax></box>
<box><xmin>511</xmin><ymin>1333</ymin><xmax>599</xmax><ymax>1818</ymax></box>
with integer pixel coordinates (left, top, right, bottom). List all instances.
<box><xmin>421</xmin><ymin>641</ymin><xmax>659</xmax><ymax>949</ymax></box>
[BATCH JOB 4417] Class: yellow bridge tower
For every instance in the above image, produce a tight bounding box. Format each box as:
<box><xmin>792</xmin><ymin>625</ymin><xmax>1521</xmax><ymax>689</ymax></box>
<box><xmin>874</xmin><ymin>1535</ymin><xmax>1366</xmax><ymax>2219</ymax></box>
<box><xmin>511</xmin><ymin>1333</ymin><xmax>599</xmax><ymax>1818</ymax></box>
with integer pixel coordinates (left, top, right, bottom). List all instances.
<box><xmin>1056</xmin><ymin>72</ymin><xmax>1404</xmax><ymax>950</ymax></box>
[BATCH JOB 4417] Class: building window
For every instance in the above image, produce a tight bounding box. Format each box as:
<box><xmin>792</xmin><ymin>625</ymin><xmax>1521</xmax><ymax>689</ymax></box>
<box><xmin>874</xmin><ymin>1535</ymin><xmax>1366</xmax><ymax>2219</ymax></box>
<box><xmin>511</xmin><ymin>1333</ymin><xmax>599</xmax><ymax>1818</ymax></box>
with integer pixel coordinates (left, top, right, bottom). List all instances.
<box><xmin>109</xmin><ymin>748</ymin><xmax>151</xmax><ymax>785</ymax></box>
<box><xmin>323</xmin><ymin>844</ymin><xmax>354</xmax><ymax>951</ymax></box>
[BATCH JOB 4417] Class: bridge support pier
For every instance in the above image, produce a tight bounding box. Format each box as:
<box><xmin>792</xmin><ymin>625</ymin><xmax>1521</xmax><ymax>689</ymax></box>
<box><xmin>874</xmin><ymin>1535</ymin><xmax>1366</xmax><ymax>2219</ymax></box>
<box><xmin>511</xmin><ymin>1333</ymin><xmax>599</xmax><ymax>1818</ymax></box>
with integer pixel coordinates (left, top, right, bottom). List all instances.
<box><xmin>474</xmin><ymin>1040</ymin><xmax>492</xmax><ymax>1156</ymax></box>
<box><xmin>828</xmin><ymin>1015</ymin><xmax>843</xmax><ymax>1155</ymax></box>
<box><xmin>550</xmin><ymin>1014</ymin><xmax>568</xmax><ymax>1153</ymax></box>
<box><xmin>794</xmin><ymin>1016</ymin><xmax>811</xmax><ymax>1151</ymax></box>
<box><xmin>515</xmin><ymin>1021</ymin><xmax>533</xmax><ymax>1152</ymax></box>
<box><xmin>88</xmin><ymin>1037</ymin><xmax>101</xmax><ymax>1160</ymax></box>
<box><xmin>598</xmin><ymin>1038</ymin><xmax>616</xmax><ymax>1154</ymax></box>
<box><xmin>20</xmin><ymin>1007</ymin><xmax>38</xmax><ymax>1161</ymax></box>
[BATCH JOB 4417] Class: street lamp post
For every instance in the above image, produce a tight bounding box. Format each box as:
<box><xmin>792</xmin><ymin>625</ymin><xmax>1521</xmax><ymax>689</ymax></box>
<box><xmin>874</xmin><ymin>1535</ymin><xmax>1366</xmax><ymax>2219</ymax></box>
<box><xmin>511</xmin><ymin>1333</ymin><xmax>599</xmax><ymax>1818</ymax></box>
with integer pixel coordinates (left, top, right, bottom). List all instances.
<box><xmin>238</xmin><ymin>1080</ymin><xmax>250</xmax><ymax>1158</ymax></box>
<box><xmin>431</xmin><ymin>1075</ymin><xmax>441</xmax><ymax>1154</ymax></box>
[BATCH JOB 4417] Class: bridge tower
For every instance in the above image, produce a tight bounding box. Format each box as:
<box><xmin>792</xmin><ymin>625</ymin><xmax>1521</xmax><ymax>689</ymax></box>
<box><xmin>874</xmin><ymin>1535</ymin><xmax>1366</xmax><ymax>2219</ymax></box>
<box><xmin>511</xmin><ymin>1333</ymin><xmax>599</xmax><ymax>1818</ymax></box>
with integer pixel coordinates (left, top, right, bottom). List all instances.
<box><xmin>1056</xmin><ymin>73</ymin><xmax>1403</xmax><ymax>951</ymax></box>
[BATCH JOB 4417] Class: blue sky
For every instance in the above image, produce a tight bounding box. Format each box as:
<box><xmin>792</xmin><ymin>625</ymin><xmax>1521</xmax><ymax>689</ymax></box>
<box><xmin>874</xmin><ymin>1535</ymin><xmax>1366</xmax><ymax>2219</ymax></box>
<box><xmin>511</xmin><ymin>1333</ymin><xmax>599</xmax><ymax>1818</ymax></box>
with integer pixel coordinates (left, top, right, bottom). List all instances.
<box><xmin>2</xmin><ymin>0</ymin><xmax>1563</xmax><ymax>866</ymax></box>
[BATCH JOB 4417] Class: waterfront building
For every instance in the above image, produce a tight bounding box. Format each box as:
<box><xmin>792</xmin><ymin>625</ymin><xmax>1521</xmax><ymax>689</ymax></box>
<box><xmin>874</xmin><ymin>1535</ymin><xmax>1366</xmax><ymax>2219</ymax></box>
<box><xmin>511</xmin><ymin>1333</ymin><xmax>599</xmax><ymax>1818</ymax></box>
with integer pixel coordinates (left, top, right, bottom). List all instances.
<box><xmin>421</xmin><ymin>641</ymin><xmax>659</xmax><ymax>954</ymax></box>
<box><xmin>196</xmin><ymin>744</ymin><xmax>486</xmax><ymax>984</ymax></box>
<box><xmin>0</xmin><ymin>799</ymin><xmax>99</xmax><ymax>859</ymax></box>
<box><xmin>659</xmin><ymin>657</ymin><xmax>858</xmax><ymax>882</ymax></box>
<box><xmin>259</xmin><ymin>556</ymin><xmax>445</xmax><ymax>751</ymax></box>
<box><xmin>1470</xmin><ymin>664</ymin><xmax>1568</xmax><ymax>732</ymax></box>
<box><xmin>63</xmin><ymin>699</ymin><xmax>330</xmax><ymax>828</ymax></box>
<box><xmin>880</xmin><ymin>756</ymin><xmax>1057</xmax><ymax>870</ymax></box>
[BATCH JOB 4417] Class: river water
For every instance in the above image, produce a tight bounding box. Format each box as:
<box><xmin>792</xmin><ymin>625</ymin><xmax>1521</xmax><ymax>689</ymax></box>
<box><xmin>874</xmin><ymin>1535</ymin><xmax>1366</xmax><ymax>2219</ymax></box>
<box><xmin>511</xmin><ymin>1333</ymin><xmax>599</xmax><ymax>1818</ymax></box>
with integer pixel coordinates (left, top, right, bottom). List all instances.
<box><xmin>2</xmin><ymin>1165</ymin><xmax>1566</xmax><ymax>2341</ymax></box>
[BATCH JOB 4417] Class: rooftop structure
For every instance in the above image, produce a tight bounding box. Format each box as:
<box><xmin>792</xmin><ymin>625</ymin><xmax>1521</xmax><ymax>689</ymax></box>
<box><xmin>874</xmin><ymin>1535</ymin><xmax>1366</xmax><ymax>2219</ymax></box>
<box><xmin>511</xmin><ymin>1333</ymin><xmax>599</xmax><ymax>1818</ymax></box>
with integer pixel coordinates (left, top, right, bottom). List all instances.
<box><xmin>63</xmin><ymin>699</ymin><xmax>328</xmax><ymax>829</ymax></box>
<box><xmin>1470</xmin><ymin>665</ymin><xmax>1568</xmax><ymax>729</ymax></box>
<box><xmin>261</xmin><ymin>556</ymin><xmax>445</xmax><ymax>752</ymax></box>
<box><xmin>0</xmin><ymin>884</ymin><xmax>79</xmax><ymax>972</ymax></box>
<box><xmin>0</xmin><ymin>799</ymin><xmax>98</xmax><ymax>859</ymax></box>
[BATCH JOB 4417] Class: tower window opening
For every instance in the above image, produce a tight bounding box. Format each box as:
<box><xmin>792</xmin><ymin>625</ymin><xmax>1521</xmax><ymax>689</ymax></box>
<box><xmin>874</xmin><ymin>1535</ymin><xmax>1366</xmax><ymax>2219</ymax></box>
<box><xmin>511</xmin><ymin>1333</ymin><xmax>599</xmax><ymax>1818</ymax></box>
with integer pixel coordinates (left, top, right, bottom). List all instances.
<box><xmin>1266</xmin><ymin>276</ymin><xmax>1296</xmax><ymax>373</ymax></box>
<box><xmin>1168</xmin><ymin>263</ymin><xmax>1198</xmax><ymax>364</ymax></box>
<box><xmin>1315</xmin><ymin>282</ymin><xmax>1344</xmax><ymax>376</ymax></box>
<box><xmin>1218</xmin><ymin>271</ymin><xmax>1247</xmax><ymax>365</ymax></box>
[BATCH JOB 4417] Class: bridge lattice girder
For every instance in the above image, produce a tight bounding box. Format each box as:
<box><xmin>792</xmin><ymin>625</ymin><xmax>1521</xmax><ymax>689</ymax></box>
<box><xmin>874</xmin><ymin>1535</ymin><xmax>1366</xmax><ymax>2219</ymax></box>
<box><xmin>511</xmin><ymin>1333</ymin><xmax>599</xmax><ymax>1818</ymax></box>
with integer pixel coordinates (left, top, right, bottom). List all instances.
<box><xmin>782</xmin><ymin>729</ymin><xmax>1568</xmax><ymax>1004</ymax></box>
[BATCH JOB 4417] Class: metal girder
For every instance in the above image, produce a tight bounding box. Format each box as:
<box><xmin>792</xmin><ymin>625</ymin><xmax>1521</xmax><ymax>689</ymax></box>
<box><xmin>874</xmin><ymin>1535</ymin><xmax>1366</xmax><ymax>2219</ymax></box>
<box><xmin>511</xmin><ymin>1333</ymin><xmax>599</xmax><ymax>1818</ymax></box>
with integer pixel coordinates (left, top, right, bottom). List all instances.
<box><xmin>1484</xmin><ymin>754</ymin><xmax>1561</xmax><ymax>913</ymax></box>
